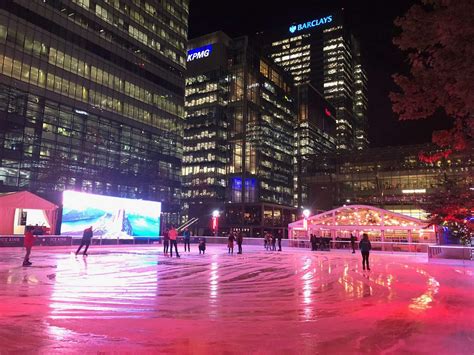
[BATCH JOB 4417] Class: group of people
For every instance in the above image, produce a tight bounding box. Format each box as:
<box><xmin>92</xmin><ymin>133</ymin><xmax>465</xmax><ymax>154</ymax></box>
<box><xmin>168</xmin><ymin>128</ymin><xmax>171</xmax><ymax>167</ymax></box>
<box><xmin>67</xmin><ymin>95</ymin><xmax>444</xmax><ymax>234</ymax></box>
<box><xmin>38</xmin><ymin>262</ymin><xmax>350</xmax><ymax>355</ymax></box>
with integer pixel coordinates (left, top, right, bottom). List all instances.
<box><xmin>162</xmin><ymin>226</ymin><xmax>207</xmax><ymax>257</ymax></box>
<box><xmin>309</xmin><ymin>232</ymin><xmax>372</xmax><ymax>270</ymax></box>
<box><xmin>227</xmin><ymin>231</ymin><xmax>244</xmax><ymax>254</ymax></box>
<box><xmin>309</xmin><ymin>235</ymin><xmax>331</xmax><ymax>251</ymax></box>
<box><xmin>263</xmin><ymin>231</ymin><xmax>282</xmax><ymax>251</ymax></box>
<box><xmin>22</xmin><ymin>224</ymin><xmax>74</xmax><ymax>266</ymax></box>
<box><xmin>22</xmin><ymin>224</ymin><xmax>373</xmax><ymax>271</ymax></box>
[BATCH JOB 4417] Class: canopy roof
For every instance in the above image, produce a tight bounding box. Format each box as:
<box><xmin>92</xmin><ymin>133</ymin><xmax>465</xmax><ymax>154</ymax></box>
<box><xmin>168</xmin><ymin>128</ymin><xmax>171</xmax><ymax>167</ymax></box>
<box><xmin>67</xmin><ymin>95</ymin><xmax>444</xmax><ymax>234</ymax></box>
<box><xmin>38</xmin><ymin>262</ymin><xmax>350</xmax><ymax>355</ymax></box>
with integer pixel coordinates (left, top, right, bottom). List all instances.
<box><xmin>289</xmin><ymin>205</ymin><xmax>428</xmax><ymax>230</ymax></box>
<box><xmin>0</xmin><ymin>191</ymin><xmax>58</xmax><ymax>210</ymax></box>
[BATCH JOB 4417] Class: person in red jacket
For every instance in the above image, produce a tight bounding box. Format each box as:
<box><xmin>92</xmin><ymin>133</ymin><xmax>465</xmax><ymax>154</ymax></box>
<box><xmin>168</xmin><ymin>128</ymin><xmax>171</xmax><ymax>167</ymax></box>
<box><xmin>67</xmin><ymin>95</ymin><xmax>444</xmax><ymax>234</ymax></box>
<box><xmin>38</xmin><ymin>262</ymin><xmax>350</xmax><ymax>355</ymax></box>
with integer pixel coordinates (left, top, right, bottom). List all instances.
<box><xmin>168</xmin><ymin>226</ymin><xmax>180</xmax><ymax>258</ymax></box>
<box><xmin>23</xmin><ymin>226</ymin><xmax>36</xmax><ymax>266</ymax></box>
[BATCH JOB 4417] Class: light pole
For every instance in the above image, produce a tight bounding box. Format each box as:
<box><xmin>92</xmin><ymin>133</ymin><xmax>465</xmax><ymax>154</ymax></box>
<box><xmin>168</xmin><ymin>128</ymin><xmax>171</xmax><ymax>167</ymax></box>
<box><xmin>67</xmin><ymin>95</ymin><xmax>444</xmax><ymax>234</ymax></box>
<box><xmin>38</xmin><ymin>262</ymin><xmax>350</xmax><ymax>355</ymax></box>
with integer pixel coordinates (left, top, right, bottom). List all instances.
<box><xmin>212</xmin><ymin>210</ymin><xmax>220</xmax><ymax>237</ymax></box>
<box><xmin>303</xmin><ymin>209</ymin><xmax>310</xmax><ymax>240</ymax></box>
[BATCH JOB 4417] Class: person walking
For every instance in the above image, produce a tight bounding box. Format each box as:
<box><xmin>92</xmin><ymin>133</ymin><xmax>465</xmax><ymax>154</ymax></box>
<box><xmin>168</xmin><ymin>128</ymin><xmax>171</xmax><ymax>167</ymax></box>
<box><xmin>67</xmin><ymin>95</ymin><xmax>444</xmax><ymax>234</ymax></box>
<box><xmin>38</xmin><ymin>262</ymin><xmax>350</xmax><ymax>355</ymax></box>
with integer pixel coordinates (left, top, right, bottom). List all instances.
<box><xmin>168</xmin><ymin>226</ymin><xmax>180</xmax><ymax>258</ymax></box>
<box><xmin>350</xmin><ymin>233</ymin><xmax>356</xmax><ymax>254</ymax></box>
<box><xmin>236</xmin><ymin>231</ymin><xmax>243</xmax><ymax>254</ymax></box>
<box><xmin>163</xmin><ymin>227</ymin><xmax>170</xmax><ymax>254</ymax></box>
<box><xmin>310</xmin><ymin>234</ymin><xmax>316</xmax><ymax>251</ymax></box>
<box><xmin>23</xmin><ymin>226</ymin><xmax>36</xmax><ymax>266</ymax></box>
<box><xmin>228</xmin><ymin>232</ymin><xmax>235</xmax><ymax>254</ymax></box>
<box><xmin>183</xmin><ymin>227</ymin><xmax>191</xmax><ymax>252</ymax></box>
<box><xmin>277</xmin><ymin>232</ymin><xmax>282</xmax><ymax>251</ymax></box>
<box><xmin>359</xmin><ymin>233</ymin><xmax>372</xmax><ymax>271</ymax></box>
<box><xmin>76</xmin><ymin>226</ymin><xmax>93</xmax><ymax>256</ymax></box>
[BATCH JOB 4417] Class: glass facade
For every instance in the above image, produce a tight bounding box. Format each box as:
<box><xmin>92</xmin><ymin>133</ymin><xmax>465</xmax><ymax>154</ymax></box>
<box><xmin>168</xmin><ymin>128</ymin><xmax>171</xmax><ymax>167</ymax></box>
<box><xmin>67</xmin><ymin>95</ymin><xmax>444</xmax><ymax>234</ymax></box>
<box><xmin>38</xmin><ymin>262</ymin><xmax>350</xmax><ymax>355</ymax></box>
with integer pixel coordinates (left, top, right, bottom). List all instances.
<box><xmin>294</xmin><ymin>84</ymin><xmax>336</xmax><ymax>209</ymax></box>
<box><xmin>184</xmin><ymin>32</ymin><xmax>297</xmax><ymax>237</ymax></box>
<box><xmin>0</xmin><ymin>0</ymin><xmax>188</xmax><ymax>224</ymax></box>
<box><xmin>260</xmin><ymin>12</ymin><xmax>369</xmax><ymax>151</ymax></box>
<box><xmin>305</xmin><ymin>145</ymin><xmax>473</xmax><ymax>219</ymax></box>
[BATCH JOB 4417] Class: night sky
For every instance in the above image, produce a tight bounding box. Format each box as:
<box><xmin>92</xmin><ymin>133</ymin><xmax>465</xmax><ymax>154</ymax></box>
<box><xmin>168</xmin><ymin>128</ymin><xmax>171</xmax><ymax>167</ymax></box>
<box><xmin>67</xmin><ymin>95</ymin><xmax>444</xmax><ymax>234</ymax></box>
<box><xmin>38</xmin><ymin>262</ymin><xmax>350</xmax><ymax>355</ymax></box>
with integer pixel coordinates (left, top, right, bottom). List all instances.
<box><xmin>188</xmin><ymin>0</ymin><xmax>451</xmax><ymax>148</ymax></box>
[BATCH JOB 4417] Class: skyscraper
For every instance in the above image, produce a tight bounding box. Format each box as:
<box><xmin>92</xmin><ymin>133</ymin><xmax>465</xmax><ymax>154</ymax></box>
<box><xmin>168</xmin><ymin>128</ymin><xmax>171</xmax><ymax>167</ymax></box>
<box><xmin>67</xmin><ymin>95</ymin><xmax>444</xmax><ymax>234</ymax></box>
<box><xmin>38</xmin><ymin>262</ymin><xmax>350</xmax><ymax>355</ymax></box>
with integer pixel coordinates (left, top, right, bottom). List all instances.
<box><xmin>184</xmin><ymin>32</ymin><xmax>297</xmax><ymax>237</ymax></box>
<box><xmin>259</xmin><ymin>10</ymin><xmax>369</xmax><ymax>151</ymax></box>
<box><xmin>0</xmin><ymin>0</ymin><xmax>188</xmax><ymax>224</ymax></box>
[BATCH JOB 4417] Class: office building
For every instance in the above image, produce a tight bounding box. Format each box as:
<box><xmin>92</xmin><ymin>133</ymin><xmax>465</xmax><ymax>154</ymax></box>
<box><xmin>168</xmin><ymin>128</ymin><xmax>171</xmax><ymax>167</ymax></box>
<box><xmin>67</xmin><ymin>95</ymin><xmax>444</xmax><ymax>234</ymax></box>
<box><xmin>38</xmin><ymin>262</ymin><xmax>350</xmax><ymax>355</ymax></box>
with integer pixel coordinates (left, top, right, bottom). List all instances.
<box><xmin>184</xmin><ymin>31</ymin><xmax>297</xmax><ymax>237</ymax></box>
<box><xmin>304</xmin><ymin>145</ymin><xmax>473</xmax><ymax>219</ymax></box>
<box><xmin>258</xmin><ymin>10</ymin><xmax>369</xmax><ymax>151</ymax></box>
<box><xmin>0</xmin><ymin>0</ymin><xmax>188</xmax><ymax>225</ymax></box>
<box><xmin>294</xmin><ymin>83</ymin><xmax>336</xmax><ymax>209</ymax></box>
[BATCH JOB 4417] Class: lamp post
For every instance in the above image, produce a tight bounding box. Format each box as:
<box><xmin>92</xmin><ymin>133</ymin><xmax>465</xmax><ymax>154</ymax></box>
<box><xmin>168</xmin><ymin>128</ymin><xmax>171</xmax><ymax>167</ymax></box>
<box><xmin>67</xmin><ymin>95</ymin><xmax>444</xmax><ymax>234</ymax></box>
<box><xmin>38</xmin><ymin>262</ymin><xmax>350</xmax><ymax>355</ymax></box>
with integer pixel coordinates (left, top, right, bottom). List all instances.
<box><xmin>212</xmin><ymin>210</ymin><xmax>220</xmax><ymax>237</ymax></box>
<box><xmin>303</xmin><ymin>209</ymin><xmax>310</xmax><ymax>239</ymax></box>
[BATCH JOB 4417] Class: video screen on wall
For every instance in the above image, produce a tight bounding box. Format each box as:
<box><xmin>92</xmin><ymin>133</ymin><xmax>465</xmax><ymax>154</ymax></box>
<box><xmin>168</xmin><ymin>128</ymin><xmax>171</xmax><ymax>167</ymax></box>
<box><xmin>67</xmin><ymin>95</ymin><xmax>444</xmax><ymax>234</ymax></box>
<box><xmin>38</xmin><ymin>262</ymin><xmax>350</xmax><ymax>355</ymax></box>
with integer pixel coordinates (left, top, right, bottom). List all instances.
<box><xmin>61</xmin><ymin>191</ymin><xmax>161</xmax><ymax>238</ymax></box>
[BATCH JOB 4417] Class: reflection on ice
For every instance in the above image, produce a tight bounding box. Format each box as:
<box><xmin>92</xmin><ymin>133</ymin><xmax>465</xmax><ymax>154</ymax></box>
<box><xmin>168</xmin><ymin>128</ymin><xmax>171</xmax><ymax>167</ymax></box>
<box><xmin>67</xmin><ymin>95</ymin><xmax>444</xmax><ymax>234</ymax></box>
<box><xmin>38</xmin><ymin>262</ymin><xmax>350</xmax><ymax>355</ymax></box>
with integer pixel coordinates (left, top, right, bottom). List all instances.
<box><xmin>0</xmin><ymin>245</ymin><xmax>472</xmax><ymax>354</ymax></box>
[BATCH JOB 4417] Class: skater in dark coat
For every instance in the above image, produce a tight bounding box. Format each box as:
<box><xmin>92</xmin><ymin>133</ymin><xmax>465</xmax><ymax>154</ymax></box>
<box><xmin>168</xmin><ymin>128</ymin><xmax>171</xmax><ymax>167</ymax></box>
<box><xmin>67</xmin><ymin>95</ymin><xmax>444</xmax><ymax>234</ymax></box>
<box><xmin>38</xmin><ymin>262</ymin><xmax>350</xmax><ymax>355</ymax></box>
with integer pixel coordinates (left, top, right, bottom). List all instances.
<box><xmin>271</xmin><ymin>233</ymin><xmax>276</xmax><ymax>251</ymax></box>
<box><xmin>277</xmin><ymin>232</ymin><xmax>282</xmax><ymax>251</ymax></box>
<box><xmin>228</xmin><ymin>233</ymin><xmax>235</xmax><ymax>254</ymax></box>
<box><xmin>163</xmin><ymin>228</ymin><xmax>170</xmax><ymax>254</ymax></box>
<box><xmin>183</xmin><ymin>228</ymin><xmax>191</xmax><ymax>252</ymax></box>
<box><xmin>350</xmin><ymin>233</ymin><xmax>356</xmax><ymax>254</ymax></box>
<box><xmin>236</xmin><ymin>232</ymin><xmax>243</xmax><ymax>254</ymax></box>
<box><xmin>359</xmin><ymin>233</ymin><xmax>372</xmax><ymax>271</ymax></box>
<box><xmin>76</xmin><ymin>226</ymin><xmax>93</xmax><ymax>256</ymax></box>
<box><xmin>198</xmin><ymin>238</ymin><xmax>206</xmax><ymax>254</ymax></box>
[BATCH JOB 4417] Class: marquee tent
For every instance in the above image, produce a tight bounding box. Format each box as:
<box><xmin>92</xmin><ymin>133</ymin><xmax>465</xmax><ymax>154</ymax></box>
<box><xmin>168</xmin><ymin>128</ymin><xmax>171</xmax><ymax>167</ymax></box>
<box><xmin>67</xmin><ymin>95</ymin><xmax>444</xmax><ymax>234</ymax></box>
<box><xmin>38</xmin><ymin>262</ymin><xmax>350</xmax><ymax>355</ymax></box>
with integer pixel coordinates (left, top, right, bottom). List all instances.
<box><xmin>0</xmin><ymin>191</ymin><xmax>59</xmax><ymax>235</ymax></box>
<box><xmin>288</xmin><ymin>205</ymin><xmax>436</xmax><ymax>243</ymax></box>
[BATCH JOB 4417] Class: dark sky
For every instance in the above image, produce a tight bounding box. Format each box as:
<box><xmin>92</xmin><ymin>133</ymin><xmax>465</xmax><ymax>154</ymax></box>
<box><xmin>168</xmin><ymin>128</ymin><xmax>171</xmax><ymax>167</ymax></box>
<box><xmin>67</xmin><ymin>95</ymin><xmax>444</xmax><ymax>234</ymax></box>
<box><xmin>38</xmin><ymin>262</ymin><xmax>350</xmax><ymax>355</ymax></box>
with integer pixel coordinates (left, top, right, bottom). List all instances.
<box><xmin>188</xmin><ymin>0</ymin><xmax>451</xmax><ymax>147</ymax></box>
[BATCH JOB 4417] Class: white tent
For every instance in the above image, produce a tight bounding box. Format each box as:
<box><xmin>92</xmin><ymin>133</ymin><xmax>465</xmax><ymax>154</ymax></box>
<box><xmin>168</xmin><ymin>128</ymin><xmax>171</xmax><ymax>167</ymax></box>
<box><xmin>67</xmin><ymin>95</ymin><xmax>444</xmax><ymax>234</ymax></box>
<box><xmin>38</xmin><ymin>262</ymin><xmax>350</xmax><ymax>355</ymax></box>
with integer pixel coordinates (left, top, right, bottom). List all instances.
<box><xmin>288</xmin><ymin>205</ymin><xmax>436</xmax><ymax>243</ymax></box>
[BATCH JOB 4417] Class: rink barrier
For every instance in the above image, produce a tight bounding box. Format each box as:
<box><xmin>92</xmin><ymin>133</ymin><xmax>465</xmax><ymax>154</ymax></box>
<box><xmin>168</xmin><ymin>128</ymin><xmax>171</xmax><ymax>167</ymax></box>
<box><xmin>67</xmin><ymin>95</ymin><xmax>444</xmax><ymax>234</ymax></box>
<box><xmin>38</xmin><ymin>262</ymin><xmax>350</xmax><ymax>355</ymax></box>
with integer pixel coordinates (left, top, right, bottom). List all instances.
<box><xmin>1</xmin><ymin>235</ymin><xmax>472</xmax><ymax>261</ymax></box>
<box><xmin>428</xmin><ymin>245</ymin><xmax>474</xmax><ymax>261</ymax></box>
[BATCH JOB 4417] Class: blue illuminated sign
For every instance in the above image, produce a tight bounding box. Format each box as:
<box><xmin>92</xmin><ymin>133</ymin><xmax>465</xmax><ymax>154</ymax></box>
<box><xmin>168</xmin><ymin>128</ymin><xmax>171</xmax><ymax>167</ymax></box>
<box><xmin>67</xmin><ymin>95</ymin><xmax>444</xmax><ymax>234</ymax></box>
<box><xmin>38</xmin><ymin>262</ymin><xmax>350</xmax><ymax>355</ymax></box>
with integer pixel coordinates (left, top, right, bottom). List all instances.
<box><xmin>289</xmin><ymin>15</ymin><xmax>333</xmax><ymax>33</ymax></box>
<box><xmin>187</xmin><ymin>44</ymin><xmax>213</xmax><ymax>62</ymax></box>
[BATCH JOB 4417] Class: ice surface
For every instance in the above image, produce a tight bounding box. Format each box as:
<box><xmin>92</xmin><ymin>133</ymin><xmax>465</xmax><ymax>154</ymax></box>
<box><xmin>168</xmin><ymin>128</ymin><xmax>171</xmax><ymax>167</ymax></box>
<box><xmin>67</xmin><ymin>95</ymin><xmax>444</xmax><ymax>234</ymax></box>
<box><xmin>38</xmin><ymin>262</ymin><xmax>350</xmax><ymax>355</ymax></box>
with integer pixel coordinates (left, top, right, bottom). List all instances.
<box><xmin>0</xmin><ymin>244</ymin><xmax>473</xmax><ymax>353</ymax></box>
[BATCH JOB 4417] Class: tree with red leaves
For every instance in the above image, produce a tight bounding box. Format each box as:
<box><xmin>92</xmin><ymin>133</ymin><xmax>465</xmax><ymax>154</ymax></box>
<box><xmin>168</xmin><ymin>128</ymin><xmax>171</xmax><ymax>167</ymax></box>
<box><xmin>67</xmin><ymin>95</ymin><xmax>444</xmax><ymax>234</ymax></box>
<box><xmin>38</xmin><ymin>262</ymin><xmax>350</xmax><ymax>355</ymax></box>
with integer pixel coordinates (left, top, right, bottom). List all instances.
<box><xmin>423</xmin><ymin>173</ymin><xmax>473</xmax><ymax>245</ymax></box>
<box><xmin>390</xmin><ymin>0</ymin><xmax>474</xmax><ymax>162</ymax></box>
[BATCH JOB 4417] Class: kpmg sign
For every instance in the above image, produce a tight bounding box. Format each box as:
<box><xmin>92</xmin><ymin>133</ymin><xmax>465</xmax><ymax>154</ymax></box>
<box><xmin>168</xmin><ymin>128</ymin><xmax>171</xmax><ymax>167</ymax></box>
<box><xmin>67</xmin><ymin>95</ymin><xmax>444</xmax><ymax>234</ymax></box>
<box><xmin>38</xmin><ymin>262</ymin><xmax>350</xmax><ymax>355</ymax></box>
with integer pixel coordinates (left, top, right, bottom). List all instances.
<box><xmin>289</xmin><ymin>15</ymin><xmax>333</xmax><ymax>33</ymax></box>
<box><xmin>187</xmin><ymin>44</ymin><xmax>213</xmax><ymax>62</ymax></box>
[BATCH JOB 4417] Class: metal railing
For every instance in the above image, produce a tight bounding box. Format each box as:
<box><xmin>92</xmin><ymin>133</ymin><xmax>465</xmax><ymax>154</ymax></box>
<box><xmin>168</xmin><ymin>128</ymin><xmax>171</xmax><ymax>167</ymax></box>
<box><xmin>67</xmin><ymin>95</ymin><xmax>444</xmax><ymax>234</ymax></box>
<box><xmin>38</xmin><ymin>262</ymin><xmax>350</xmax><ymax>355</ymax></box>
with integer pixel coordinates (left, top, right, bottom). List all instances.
<box><xmin>428</xmin><ymin>245</ymin><xmax>474</xmax><ymax>263</ymax></box>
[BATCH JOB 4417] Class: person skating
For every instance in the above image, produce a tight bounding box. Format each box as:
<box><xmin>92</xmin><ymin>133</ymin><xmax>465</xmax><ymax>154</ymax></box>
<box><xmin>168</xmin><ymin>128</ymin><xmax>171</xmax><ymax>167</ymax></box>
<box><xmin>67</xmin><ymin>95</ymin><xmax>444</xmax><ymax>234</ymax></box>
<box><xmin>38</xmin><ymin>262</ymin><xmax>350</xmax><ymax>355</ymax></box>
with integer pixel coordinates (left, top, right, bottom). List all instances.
<box><xmin>168</xmin><ymin>226</ymin><xmax>180</xmax><ymax>258</ymax></box>
<box><xmin>183</xmin><ymin>227</ymin><xmax>191</xmax><ymax>252</ymax></box>
<box><xmin>271</xmin><ymin>232</ymin><xmax>276</xmax><ymax>251</ymax></box>
<box><xmin>228</xmin><ymin>232</ymin><xmax>235</xmax><ymax>254</ymax></box>
<box><xmin>76</xmin><ymin>226</ymin><xmax>93</xmax><ymax>256</ymax></box>
<box><xmin>22</xmin><ymin>226</ymin><xmax>36</xmax><ymax>266</ymax></box>
<box><xmin>236</xmin><ymin>232</ymin><xmax>243</xmax><ymax>254</ymax></box>
<box><xmin>198</xmin><ymin>237</ymin><xmax>206</xmax><ymax>254</ymax></box>
<box><xmin>163</xmin><ymin>227</ymin><xmax>170</xmax><ymax>254</ymax></box>
<box><xmin>359</xmin><ymin>233</ymin><xmax>372</xmax><ymax>271</ymax></box>
<box><xmin>350</xmin><ymin>233</ymin><xmax>356</xmax><ymax>254</ymax></box>
<box><xmin>277</xmin><ymin>232</ymin><xmax>282</xmax><ymax>251</ymax></box>
<box><xmin>310</xmin><ymin>234</ymin><xmax>316</xmax><ymax>251</ymax></box>
<box><xmin>264</xmin><ymin>232</ymin><xmax>271</xmax><ymax>250</ymax></box>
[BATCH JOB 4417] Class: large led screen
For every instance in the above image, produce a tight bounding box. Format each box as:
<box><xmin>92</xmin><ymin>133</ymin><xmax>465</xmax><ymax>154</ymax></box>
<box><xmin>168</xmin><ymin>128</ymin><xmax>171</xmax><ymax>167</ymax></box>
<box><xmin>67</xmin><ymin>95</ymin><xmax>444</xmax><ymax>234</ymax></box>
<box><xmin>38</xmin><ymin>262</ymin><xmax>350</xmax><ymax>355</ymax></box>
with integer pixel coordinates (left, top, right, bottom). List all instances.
<box><xmin>61</xmin><ymin>191</ymin><xmax>161</xmax><ymax>238</ymax></box>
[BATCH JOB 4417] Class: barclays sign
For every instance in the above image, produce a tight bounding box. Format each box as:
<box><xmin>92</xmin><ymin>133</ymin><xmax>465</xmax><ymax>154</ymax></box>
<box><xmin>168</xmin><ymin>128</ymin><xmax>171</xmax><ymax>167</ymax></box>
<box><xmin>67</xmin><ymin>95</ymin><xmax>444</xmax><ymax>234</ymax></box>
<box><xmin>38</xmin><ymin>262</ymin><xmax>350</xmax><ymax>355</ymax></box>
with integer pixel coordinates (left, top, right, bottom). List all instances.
<box><xmin>289</xmin><ymin>15</ymin><xmax>333</xmax><ymax>34</ymax></box>
<box><xmin>187</xmin><ymin>44</ymin><xmax>213</xmax><ymax>62</ymax></box>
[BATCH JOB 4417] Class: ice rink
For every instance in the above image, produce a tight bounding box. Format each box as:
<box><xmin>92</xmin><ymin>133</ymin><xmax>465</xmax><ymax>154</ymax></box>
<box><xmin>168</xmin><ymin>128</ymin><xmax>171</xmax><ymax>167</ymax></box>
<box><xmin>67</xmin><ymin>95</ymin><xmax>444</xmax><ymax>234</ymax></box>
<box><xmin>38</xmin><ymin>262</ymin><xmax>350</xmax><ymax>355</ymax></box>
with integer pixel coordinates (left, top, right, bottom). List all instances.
<box><xmin>0</xmin><ymin>244</ymin><xmax>473</xmax><ymax>353</ymax></box>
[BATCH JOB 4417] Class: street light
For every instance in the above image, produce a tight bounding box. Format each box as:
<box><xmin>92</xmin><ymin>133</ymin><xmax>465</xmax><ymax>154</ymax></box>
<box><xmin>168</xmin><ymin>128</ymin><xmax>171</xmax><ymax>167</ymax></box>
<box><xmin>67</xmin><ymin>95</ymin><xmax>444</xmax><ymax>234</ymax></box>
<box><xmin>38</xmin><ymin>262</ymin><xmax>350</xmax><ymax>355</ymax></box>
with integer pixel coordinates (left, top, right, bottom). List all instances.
<box><xmin>302</xmin><ymin>209</ymin><xmax>311</xmax><ymax>240</ymax></box>
<box><xmin>302</xmin><ymin>209</ymin><xmax>311</xmax><ymax>219</ymax></box>
<box><xmin>212</xmin><ymin>210</ymin><xmax>220</xmax><ymax>237</ymax></box>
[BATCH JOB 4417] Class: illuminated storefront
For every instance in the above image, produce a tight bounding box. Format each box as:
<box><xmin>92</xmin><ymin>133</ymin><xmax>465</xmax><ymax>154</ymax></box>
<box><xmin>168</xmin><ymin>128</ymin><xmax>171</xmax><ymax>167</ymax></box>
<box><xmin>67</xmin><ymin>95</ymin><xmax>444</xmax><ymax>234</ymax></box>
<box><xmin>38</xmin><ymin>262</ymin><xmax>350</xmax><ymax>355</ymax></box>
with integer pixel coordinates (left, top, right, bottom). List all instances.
<box><xmin>288</xmin><ymin>205</ymin><xmax>436</xmax><ymax>243</ymax></box>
